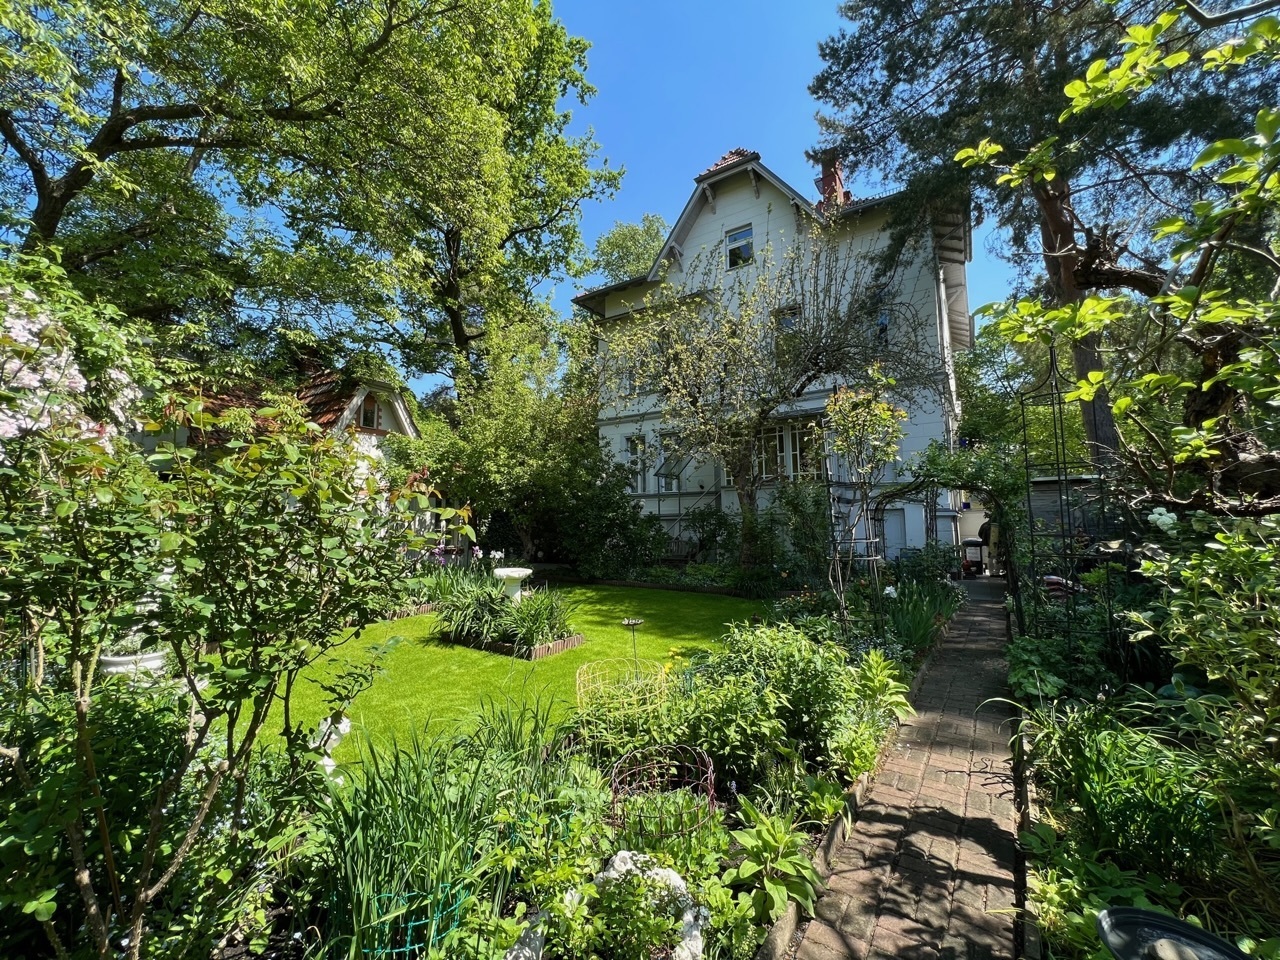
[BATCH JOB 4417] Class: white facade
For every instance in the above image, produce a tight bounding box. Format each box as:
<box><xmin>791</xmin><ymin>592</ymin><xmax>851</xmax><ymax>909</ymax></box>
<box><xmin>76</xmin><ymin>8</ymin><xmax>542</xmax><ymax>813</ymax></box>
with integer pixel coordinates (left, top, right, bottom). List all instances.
<box><xmin>576</xmin><ymin>151</ymin><xmax>972</xmax><ymax>561</ymax></box>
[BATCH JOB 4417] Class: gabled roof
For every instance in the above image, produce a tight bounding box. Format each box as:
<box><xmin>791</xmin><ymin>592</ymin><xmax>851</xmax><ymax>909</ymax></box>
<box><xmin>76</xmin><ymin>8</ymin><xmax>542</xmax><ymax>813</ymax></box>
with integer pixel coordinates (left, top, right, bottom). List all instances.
<box><xmin>300</xmin><ymin>371</ymin><xmax>420</xmax><ymax>439</ymax></box>
<box><xmin>573</xmin><ymin>149</ymin><xmax>908</xmax><ymax>317</ymax></box>
<box><xmin>196</xmin><ymin>370</ymin><xmax>420</xmax><ymax>439</ymax></box>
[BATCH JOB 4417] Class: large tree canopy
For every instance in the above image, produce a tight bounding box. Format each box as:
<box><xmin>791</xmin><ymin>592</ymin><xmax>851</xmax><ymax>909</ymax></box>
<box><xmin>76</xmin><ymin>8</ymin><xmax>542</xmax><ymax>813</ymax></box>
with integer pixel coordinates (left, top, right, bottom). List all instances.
<box><xmin>811</xmin><ymin>0</ymin><xmax>1278</xmax><ymax>453</ymax></box>
<box><xmin>588</xmin><ymin>212</ymin><xmax>668</xmax><ymax>284</ymax></box>
<box><xmin>0</xmin><ymin>0</ymin><xmax>618</xmax><ymax>376</ymax></box>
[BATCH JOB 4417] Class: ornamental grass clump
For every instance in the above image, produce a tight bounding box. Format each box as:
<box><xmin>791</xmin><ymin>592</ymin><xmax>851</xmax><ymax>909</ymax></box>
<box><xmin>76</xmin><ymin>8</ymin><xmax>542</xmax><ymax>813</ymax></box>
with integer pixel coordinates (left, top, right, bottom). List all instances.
<box><xmin>433</xmin><ymin>579</ymin><xmax>578</xmax><ymax>653</ymax></box>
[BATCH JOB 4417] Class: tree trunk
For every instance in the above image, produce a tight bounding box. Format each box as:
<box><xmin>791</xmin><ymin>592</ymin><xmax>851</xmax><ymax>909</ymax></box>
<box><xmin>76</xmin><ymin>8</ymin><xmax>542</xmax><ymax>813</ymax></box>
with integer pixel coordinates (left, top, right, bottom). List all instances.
<box><xmin>1031</xmin><ymin>180</ymin><xmax>1120</xmax><ymax>463</ymax></box>
<box><xmin>733</xmin><ymin>476</ymin><xmax>763</xmax><ymax>568</ymax></box>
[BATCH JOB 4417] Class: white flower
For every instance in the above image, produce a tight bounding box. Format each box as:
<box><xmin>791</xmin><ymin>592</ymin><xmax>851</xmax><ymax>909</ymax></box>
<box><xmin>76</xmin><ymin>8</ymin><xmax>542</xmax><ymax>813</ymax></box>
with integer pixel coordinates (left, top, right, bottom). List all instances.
<box><xmin>1147</xmin><ymin>507</ymin><xmax>1178</xmax><ymax>533</ymax></box>
<box><xmin>490</xmin><ymin>550</ymin><xmax>504</xmax><ymax>561</ymax></box>
<box><xmin>883</xmin><ymin>585</ymin><xmax>898</xmax><ymax>598</ymax></box>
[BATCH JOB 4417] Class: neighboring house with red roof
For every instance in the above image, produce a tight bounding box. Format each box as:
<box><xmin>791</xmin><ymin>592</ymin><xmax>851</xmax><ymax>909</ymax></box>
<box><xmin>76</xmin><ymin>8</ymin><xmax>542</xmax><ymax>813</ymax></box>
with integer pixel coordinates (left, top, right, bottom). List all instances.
<box><xmin>573</xmin><ymin>148</ymin><xmax>972</xmax><ymax>560</ymax></box>
<box><xmin>291</xmin><ymin>369</ymin><xmax>420</xmax><ymax>456</ymax></box>
<box><xmin>148</xmin><ymin>369</ymin><xmax>420</xmax><ymax>466</ymax></box>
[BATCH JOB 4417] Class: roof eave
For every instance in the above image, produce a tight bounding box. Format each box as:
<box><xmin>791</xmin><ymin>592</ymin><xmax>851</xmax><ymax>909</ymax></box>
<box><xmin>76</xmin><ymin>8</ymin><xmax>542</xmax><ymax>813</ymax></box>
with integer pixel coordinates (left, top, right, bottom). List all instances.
<box><xmin>571</xmin><ymin>276</ymin><xmax>650</xmax><ymax>317</ymax></box>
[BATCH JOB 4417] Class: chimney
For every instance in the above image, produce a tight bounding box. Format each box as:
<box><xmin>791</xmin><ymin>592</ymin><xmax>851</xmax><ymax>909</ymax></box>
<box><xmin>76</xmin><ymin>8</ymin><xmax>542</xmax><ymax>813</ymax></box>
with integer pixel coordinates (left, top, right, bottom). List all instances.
<box><xmin>814</xmin><ymin>152</ymin><xmax>846</xmax><ymax>214</ymax></box>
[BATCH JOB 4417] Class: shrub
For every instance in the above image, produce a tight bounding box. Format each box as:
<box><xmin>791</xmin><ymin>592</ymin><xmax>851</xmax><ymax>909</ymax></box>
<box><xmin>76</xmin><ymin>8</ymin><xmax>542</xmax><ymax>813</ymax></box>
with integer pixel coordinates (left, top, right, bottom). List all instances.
<box><xmin>891</xmin><ymin>542</ymin><xmax>961</xmax><ymax>583</ymax></box>
<box><xmin>727</xmin><ymin>564</ymin><xmax>781</xmax><ymax>599</ymax></box>
<box><xmin>771</xmin><ymin>479</ymin><xmax>831</xmax><ymax>582</ymax></box>
<box><xmin>668</xmin><ymin>674</ymin><xmax>787</xmax><ymax>795</ymax></box>
<box><xmin>717</xmin><ymin>623</ymin><xmax>853</xmax><ymax>765</ymax></box>
<box><xmin>432</xmin><ymin>577</ymin><xmax>510</xmax><ymax>646</ymax></box>
<box><xmin>885</xmin><ymin>579</ymin><xmax>965</xmax><ymax>657</ymax></box>
<box><xmin>498</xmin><ymin>588</ymin><xmax>578</xmax><ymax>653</ymax></box>
<box><xmin>683</xmin><ymin>504</ymin><xmax>741</xmax><ymax>563</ymax></box>
<box><xmin>314</xmin><ymin>703</ymin><xmax>596</xmax><ymax>958</ymax></box>
<box><xmin>434</xmin><ymin>581</ymin><xmax>577</xmax><ymax>652</ymax></box>
<box><xmin>573</xmin><ymin>506</ymin><xmax>670</xmax><ymax>580</ymax></box>
<box><xmin>1023</xmin><ymin>701</ymin><xmax>1223</xmax><ymax>883</ymax></box>
<box><xmin>0</xmin><ymin>371</ymin><xmax>442</xmax><ymax>959</ymax></box>
<box><xmin>1007</xmin><ymin>629</ymin><xmax>1119</xmax><ymax>702</ymax></box>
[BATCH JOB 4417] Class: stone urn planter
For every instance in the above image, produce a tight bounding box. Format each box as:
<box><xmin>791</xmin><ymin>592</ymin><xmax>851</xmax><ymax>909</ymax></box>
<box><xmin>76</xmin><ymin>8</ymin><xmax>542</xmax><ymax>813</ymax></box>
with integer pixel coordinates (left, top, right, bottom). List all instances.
<box><xmin>99</xmin><ymin>648</ymin><xmax>170</xmax><ymax>679</ymax></box>
<box><xmin>493</xmin><ymin>567</ymin><xmax>534</xmax><ymax>604</ymax></box>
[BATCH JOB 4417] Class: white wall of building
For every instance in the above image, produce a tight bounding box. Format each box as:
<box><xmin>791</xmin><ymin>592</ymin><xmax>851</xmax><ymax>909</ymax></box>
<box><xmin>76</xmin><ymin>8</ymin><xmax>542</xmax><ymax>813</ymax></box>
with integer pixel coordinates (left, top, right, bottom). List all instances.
<box><xmin>591</xmin><ymin>159</ymin><xmax>969</xmax><ymax>559</ymax></box>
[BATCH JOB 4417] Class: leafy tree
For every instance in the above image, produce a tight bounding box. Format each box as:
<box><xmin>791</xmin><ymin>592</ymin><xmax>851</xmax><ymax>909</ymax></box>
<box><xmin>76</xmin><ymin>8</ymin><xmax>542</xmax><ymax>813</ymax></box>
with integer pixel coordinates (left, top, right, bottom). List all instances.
<box><xmin>445</xmin><ymin>309</ymin><xmax>647</xmax><ymax>563</ymax></box>
<box><xmin>604</xmin><ymin>223</ymin><xmax>940</xmax><ymax>567</ymax></box>
<box><xmin>1</xmin><ymin>262</ymin><xmax>460</xmax><ymax>958</ymax></box>
<box><xmin>811</xmin><ymin>0</ymin><xmax>1278</xmax><ymax>455</ymax></box>
<box><xmin>975</xmin><ymin>10</ymin><xmax>1280</xmax><ymax>515</ymax></box>
<box><xmin>589</xmin><ymin>213</ymin><xmax>669</xmax><ymax>284</ymax></box>
<box><xmin>0</xmin><ymin>0</ymin><xmax>618</xmax><ymax>373</ymax></box>
<box><xmin>956</xmin><ymin>322</ymin><xmax>1088</xmax><ymax>467</ymax></box>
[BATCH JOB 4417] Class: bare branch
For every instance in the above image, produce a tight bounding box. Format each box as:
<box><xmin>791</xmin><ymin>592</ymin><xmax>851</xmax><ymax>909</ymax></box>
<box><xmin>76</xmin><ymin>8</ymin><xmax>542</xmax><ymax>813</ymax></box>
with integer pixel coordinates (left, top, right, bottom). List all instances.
<box><xmin>0</xmin><ymin>110</ymin><xmax>50</xmax><ymax>192</ymax></box>
<box><xmin>1182</xmin><ymin>0</ymin><xmax>1280</xmax><ymax>27</ymax></box>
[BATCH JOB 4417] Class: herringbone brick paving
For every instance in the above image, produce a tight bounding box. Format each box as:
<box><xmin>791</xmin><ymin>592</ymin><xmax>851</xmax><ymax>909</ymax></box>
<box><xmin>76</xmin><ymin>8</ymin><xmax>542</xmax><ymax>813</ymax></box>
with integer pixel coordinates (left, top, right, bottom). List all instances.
<box><xmin>794</xmin><ymin>593</ymin><xmax>1016</xmax><ymax>960</ymax></box>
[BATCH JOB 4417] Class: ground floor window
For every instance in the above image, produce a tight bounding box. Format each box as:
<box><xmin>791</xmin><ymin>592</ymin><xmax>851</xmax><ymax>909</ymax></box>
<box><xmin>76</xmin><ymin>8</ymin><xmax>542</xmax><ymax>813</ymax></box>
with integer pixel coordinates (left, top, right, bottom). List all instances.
<box><xmin>725</xmin><ymin>419</ymin><xmax>824</xmax><ymax>485</ymax></box>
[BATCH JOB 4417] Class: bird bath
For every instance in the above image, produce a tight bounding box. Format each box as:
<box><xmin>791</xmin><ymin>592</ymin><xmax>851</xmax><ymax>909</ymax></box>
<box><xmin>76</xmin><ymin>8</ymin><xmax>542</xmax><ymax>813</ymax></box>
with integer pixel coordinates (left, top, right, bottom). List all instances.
<box><xmin>493</xmin><ymin>567</ymin><xmax>534</xmax><ymax>604</ymax></box>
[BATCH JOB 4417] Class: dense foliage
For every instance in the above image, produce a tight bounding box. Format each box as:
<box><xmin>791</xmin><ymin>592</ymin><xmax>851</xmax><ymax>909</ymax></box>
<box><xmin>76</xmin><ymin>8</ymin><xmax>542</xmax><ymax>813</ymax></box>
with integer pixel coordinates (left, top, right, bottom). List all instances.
<box><xmin>980</xmin><ymin>10</ymin><xmax>1280</xmax><ymax>954</ymax></box>
<box><xmin>0</xmin><ymin>0</ymin><xmax>618</xmax><ymax>375</ymax></box>
<box><xmin>0</xmin><ymin>263</ymin><xmax>464</xmax><ymax>958</ymax></box>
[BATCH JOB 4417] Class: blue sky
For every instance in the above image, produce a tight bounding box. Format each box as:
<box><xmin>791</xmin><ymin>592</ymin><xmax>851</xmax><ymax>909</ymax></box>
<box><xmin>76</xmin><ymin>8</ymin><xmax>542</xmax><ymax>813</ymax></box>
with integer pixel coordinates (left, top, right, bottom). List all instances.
<box><xmin>551</xmin><ymin>0</ymin><xmax>1015</xmax><ymax>315</ymax></box>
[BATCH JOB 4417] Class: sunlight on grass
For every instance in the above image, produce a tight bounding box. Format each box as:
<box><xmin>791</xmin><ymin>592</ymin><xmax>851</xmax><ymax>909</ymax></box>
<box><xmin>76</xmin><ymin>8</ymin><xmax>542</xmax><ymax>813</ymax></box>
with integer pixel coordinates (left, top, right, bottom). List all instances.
<box><xmin>286</xmin><ymin>584</ymin><xmax>764</xmax><ymax>755</ymax></box>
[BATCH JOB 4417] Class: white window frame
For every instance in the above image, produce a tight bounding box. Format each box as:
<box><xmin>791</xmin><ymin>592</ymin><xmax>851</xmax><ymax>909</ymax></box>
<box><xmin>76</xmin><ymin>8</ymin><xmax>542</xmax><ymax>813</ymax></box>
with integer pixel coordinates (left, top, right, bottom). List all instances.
<box><xmin>787</xmin><ymin>422</ymin><xmax>822</xmax><ymax>482</ymax></box>
<box><xmin>656</xmin><ymin>433</ymin><xmax>682</xmax><ymax>494</ymax></box>
<box><xmin>725</xmin><ymin>421</ymin><xmax>822</xmax><ymax>487</ymax></box>
<box><xmin>725</xmin><ymin>225</ymin><xmax>753</xmax><ymax>270</ymax></box>
<box><xmin>626</xmin><ymin>435</ymin><xmax>650</xmax><ymax>495</ymax></box>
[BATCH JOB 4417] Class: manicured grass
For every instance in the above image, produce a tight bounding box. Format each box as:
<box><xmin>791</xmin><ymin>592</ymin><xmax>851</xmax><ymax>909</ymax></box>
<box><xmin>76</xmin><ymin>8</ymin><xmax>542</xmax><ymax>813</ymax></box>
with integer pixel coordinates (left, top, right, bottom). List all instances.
<box><xmin>287</xmin><ymin>584</ymin><xmax>763</xmax><ymax>754</ymax></box>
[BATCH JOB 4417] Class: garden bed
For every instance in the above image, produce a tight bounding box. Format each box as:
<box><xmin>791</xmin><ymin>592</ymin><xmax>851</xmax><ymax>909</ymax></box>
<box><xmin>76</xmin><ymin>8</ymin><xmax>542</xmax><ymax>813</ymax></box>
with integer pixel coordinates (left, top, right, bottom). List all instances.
<box><xmin>462</xmin><ymin>632</ymin><xmax>586</xmax><ymax>661</ymax></box>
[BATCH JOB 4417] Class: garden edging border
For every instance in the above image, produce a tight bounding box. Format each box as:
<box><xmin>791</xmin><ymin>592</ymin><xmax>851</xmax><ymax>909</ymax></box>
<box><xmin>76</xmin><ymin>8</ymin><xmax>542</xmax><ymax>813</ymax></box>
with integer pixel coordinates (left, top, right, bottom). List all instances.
<box><xmin>466</xmin><ymin>633</ymin><xmax>586</xmax><ymax>661</ymax></box>
<box><xmin>755</xmin><ymin>771</ymin><xmax>873</xmax><ymax>960</ymax></box>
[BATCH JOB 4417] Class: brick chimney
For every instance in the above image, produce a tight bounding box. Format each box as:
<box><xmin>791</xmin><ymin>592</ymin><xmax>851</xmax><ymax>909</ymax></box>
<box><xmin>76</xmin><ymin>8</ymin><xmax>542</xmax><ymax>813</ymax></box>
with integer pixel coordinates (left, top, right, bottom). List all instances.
<box><xmin>814</xmin><ymin>153</ymin><xmax>846</xmax><ymax>213</ymax></box>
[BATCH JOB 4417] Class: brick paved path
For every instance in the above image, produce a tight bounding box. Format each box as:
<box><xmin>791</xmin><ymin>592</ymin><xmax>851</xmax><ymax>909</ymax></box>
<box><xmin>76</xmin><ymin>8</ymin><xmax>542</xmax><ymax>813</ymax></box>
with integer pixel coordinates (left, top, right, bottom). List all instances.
<box><xmin>795</xmin><ymin>595</ymin><xmax>1017</xmax><ymax>960</ymax></box>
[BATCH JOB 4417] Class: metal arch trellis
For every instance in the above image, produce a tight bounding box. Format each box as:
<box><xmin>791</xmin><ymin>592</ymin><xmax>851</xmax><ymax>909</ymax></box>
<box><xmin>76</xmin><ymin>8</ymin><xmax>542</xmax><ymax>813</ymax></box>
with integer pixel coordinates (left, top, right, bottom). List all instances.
<box><xmin>820</xmin><ymin>431</ymin><xmax>943</xmax><ymax>637</ymax></box>
<box><xmin>819</xmin><ymin>428</ymin><xmax>887</xmax><ymax>637</ymax></box>
<box><xmin>1017</xmin><ymin>341</ymin><xmax>1135</xmax><ymax>682</ymax></box>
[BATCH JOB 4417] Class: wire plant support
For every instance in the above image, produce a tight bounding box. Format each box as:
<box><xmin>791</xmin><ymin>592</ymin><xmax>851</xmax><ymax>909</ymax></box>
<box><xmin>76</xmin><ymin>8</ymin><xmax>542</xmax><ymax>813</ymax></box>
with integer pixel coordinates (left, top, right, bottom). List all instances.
<box><xmin>609</xmin><ymin>744</ymin><xmax>717</xmax><ymax>841</ymax></box>
<box><xmin>1017</xmin><ymin>341</ymin><xmax>1135</xmax><ymax>682</ymax></box>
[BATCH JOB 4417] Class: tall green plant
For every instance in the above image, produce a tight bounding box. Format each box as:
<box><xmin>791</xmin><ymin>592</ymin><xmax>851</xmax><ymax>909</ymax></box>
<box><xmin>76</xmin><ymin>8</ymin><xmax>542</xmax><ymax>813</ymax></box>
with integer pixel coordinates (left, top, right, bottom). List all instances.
<box><xmin>0</xmin><ymin>312</ymin><xmax>452</xmax><ymax>959</ymax></box>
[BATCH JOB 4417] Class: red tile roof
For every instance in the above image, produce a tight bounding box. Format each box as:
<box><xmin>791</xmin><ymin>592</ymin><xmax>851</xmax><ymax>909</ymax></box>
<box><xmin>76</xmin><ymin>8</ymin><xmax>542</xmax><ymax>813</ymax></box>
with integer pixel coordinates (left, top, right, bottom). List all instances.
<box><xmin>698</xmin><ymin>148</ymin><xmax>759</xmax><ymax>179</ymax></box>
<box><xmin>295</xmin><ymin>369</ymin><xmax>355</xmax><ymax>428</ymax></box>
<box><xmin>195</xmin><ymin>370</ymin><xmax>358</xmax><ymax>429</ymax></box>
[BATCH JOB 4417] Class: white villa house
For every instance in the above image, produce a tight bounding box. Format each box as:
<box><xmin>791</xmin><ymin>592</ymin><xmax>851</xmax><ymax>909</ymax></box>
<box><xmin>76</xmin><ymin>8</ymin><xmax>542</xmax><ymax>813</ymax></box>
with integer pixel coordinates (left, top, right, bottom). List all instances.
<box><xmin>573</xmin><ymin>149</ymin><xmax>973</xmax><ymax>561</ymax></box>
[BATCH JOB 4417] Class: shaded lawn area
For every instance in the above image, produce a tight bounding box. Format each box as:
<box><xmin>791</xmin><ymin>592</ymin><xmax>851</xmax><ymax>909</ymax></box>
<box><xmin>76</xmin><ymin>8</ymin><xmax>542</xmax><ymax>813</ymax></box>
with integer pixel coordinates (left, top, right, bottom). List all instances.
<box><xmin>286</xmin><ymin>584</ymin><xmax>763</xmax><ymax>754</ymax></box>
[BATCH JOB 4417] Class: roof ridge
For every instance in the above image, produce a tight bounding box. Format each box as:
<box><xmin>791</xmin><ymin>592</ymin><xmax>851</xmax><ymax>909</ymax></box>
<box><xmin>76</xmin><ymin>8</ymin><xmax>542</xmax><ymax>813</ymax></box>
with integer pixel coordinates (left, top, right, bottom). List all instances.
<box><xmin>697</xmin><ymin>147</ymin><xmax>759</xmax><ymax>179</ymax></box>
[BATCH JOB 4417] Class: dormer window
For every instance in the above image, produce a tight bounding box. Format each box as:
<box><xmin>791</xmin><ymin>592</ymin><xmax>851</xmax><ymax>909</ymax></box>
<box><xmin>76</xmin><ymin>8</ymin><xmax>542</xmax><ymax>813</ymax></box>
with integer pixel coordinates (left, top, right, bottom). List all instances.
<box><xmin>360</xmin><ymin>393</ymin><xmax>379</xmax><ymax>430</ymax></box>
<box><xmin>725</xmin><ymin>225</ymin><xmax>753</xmax><ymax>269</ymax></box>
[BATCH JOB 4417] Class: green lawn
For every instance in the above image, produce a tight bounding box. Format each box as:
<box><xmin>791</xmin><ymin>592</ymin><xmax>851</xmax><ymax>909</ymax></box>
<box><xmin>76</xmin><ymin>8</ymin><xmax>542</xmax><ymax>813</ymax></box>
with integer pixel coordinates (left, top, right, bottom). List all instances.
<box><xmin>287</xmin><ymin>584</ymin><xmax>763</xmax><ymax>754</ymax></box>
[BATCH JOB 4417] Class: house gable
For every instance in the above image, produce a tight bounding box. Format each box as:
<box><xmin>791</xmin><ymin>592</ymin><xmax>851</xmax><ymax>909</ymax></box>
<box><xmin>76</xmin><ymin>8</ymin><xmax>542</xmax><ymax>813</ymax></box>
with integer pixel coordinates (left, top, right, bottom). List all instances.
<box><xmin>337</xmin><ymin>385</ymin><xmax>419</xmax><ymax>439</ymax></box>
<box><xmin>574</xmin><ymin>149</ymin><xmax>915</xmax><ymax>320</ymax></box>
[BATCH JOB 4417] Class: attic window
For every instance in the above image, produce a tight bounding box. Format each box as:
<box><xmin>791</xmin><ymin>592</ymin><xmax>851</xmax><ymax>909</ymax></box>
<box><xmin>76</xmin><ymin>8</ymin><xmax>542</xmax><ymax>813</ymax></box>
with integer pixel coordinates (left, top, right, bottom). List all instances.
<box><xmin>360</xmin><ymin>394</ymin><xmax>379</xmax><ymax>430</ymax></box>
<box><xmin>725</xmin><ymin>225</ymin><xmax>753</xmax><ymax>270</ymax></box>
